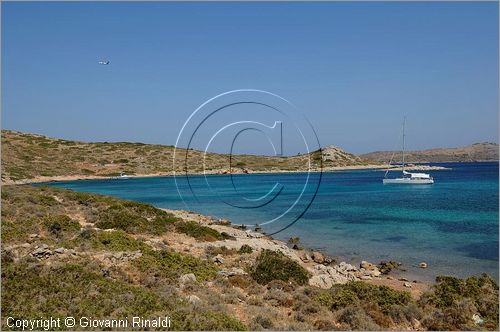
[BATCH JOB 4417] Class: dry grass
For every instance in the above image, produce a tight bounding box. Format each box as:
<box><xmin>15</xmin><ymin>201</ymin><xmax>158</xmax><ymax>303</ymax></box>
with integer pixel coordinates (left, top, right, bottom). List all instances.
<box><xmin>2</xmin><ymin>185</ymin><xmax>497</xmax><ymax>331</ymax></box>
<box><xmin>1</xmin><ymin>130</ymin><xmax>371</xmax><ymax>183</ymax></box>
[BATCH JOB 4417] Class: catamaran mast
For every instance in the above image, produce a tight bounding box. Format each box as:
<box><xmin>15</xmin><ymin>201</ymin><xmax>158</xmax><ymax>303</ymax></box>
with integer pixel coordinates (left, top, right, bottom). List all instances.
<box><xmin>402</xmin><ymin>117</ymin><xmax>406</xmax><ymax>173</ymax></box>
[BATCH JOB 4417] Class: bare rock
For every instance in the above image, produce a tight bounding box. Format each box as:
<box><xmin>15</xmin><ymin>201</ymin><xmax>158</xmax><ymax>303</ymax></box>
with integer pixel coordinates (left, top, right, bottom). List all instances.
<box><xmin>309</xmin><ymin>262</ymin><xmax>359</xmax><ymax>288</ymax></box>
<box><xmin>403</xmin><ymin>282</ymin><xmax>412</xmax><ymax>288</ymax></box>
<box><xmin>31</xmin><ymin>244</ymin><xmax>51</xmax><ymax>259</ymax></box>
<box><xmin>212</xmin><ymin>254</ymin><xmax>224</xmax><ymax>264</ymax></box>
<box><xmin>186</xmin><ymin>294</ymin><xmax>201</xmax><ymax>305</ymax></box>
<box><xmin>54</xmin><ymin>247</ymin><xmax>66</xmax><ymax>254</ymax></box>
<box><xmin>337</xmin><ymin>262</ymin><xmax>357</xmax><ymax>273</ymax></box>
<box><xmin>418</xmin><ymin>262</ymin><xmax>428</xmax><ymax>268</ymax></box>
<box><xmin>378</xmin><ymin>260</ymin><xmax>403</xmax><ymax>274</ymax></box>
<box><xmin>360</xmin><ymin>260</ymin><xmax>377</xmax><ymax>271</ymax></box>
<box><xmin>309</xmin><ymin>275</ymin><xmax>335</xmax><ymax>289</ymax></box>
<box><xmin>218</xmin><ymin>268</ymin><xmax>247</xmax><ymax>277</ymax></box>
<box><xmin>179</xmin><ymin>273</ymin><xmax>197</xmax><ymax>284</ymax></box>
<box><xmin>411</xmin><ymin>318</ymin><xmax>422</xmax><ymax>329</ymax></box>
<box><xmin>299</xmin><ymin>251</ymin><xmax>312</xmax><ymax>262</ymax></box>
<box><xmin>312</xmin><ymin>251</ymin><xmax>325</xmax><ymax>264</ymax></box>
<box><xmin>472</xmin><ymin>314</ymin><xmax>484</xmax><ymax>325</ymax></box>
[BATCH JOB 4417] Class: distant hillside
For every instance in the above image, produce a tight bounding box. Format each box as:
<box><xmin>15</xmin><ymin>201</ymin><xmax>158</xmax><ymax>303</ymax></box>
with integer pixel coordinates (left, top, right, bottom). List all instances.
<box><xmin>361</xmin><ymin>143</ymin><xmax>499</xmax><ymax>163</ymax></box>
<box><xmin>1</xmin><ymin>130</ymin><xmax>373</xmax><ymax>183</ymax></box>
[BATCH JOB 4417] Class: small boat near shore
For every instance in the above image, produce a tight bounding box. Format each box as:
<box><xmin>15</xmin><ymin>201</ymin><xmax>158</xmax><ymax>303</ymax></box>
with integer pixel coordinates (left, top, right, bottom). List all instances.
<box><xmin>112</xmin><ymin>172</ymin><xmax>129</xmax><ymax>179</ymax></box>
<box><xmin>383</xmin><ymin>118</ymin><xmax>434</xmax><ymax>185</ymax></box>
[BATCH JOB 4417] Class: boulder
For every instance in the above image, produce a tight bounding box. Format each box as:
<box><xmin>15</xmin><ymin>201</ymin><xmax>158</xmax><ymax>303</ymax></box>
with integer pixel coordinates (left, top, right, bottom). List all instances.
<box><xmin>472</xmin><ymin>314</ymin><xmax>484</xmax><ymax>325</ymax></box>
<box><xmin>323</xmin><ymin>256</ymin><xmax>335</xmax><ymax>265</ymax></box>
<box><xmin>218</xmin><ymin>268</ymin><xmax>247</xmax><ymax>277</ymax></box>
<box><xmin>360</xmin><ymin>260</ymin><xmax>377</xmax><ymax>271</ymax></box>
<box><xmin>309</xmin><ymin>275</ymin><xmax>335</xmax><ymax>289</ymax></box>
<box><xmin>212</xmin><ymin>254</ymin><xmax>224</xmax><ymax>264</ymax></box>
<box><xmin>31</xmin><ymin>244</ymin><xmax>51</xmax><ymax>259</ymax></box>
<box><xmin>337</xmin><ymin>262</ymin><xmax>357</xmax><ymax>272</ymax></box>
<box><xmin>378</xmin><ymin>260</ymin><xmax>403</xmax><ymax>274</ymax></box>
<box><xmin>312</xmin><ymin>252</ymin><xmax>325</xmax><ymax>264</ymax></box>
<box><xmin>418</xmin><ymin>262</ymin><xmax>428</xmax><ymax>269</ymax></box>
<box><xmin>308</xmin><ymin>262</ymin><xmax>359</xmax><ymax>289</ymax></box>
<box><xmin>54</xmin><ymin>247</ymin><xmax>66</xmax><ymax>254</ymax></box>
<box><xmin>186</xmin><ymin>294</ymin><xmax>201</xmax><ymax>305</ymax></box>
<box><xmin>299</xmin><ymin>251</ymin><xmax>312</xmax><ymax>262</ymax></box>
<box><xmin>403</xmin><ymin>282</ymin><xmax>412</xmax><ymax>288</ymax></box>
<box><xmin>179</xmin><ymin>273</ymin><xmax>197</xmax><ymax>284</ymax></box>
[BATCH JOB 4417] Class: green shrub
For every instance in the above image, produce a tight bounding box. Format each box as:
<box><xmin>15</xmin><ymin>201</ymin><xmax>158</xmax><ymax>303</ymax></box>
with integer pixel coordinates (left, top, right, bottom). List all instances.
<box><xmin>96</xmin><ymin>202</ymin><xmax>177</xmax><ymax>235</ymax></box>
<box><xmin>1</xmin><ymin>219</ymin><xmax>38</xmax><ymax>243</ymax></box>
<box><xmin>175</xmin><ymin>220</ymin><xmax>227</xmax><ymax>241</ymax></box>
<box><xmin>66</xmin><ymin>229</ymin><xmax>146</xmax><ymax>252</ymax></box>
<box><xmin>1</xmin><ymin>261</ymin><xmax>171</xmax><ymax>320</ymax></box>
<box><xmin>175</xmin><ymin>310</ymin><xmax>247</xmax><ymax>331</ymax></box>
<box><xmin>421</xmin><ymin>298</ymin><xmax>478</xmax><ymax>330</ymax></box>
<box><xmin>253</xmin><ymin>315</ymin><xmax>273</xmax><ymax>329</ymax></box>
<box><xmin>315</xmin><ymin>282</ymin><xmax>412</xmax><ymax>315</ymax></box>
<box><xmin>336</xmin><ymin>306</ymin><xmax>380</xmax><ymax>330</ymax></box>
<box><xmin>43</xmin><ymin>215</ymin><xmax>80</xmax><ymax>237</ymax></box>
<box><xmin>250</xmin><ymin>250</ymin><xmax>310</xmax><ymax>285</ymax></box>
<box><xmin>419</xmin><ymin>274</ymin><xmax>499</xmax><ymax>329</ymax></box>
<box><xmin>206</xmin><ymin>246</ymin><xmax>238</xmax><ymax>257</ymax></box>
<box><xmin>134</xmin><ymin>249</ymin><xmax>218</xmax><ymax>282</ymax></box>
<box><xmin>332</xmin><ymin>282</ymin><xmax>412</xmax><ymax>313</ymax></box>
<box><xmin>238</xmin><ymin>244</ymin><xmax>253</xmax><ymax>254</ymax></box>
<box><xmin>1</xmin><ymin>261</ymin><xmax>246</xmax><ymax>331</ymax></box>
<box><xmin>29</xmin><ymin>193</ymin><xmax>57</xmax><ymax>206</ymax></box>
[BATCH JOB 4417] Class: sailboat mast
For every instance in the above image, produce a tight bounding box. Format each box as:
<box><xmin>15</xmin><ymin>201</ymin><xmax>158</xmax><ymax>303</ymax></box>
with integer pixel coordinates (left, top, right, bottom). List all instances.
<box><xmin>402</xmin><ymin>117</ymin><xmax>406</xmax><ymax>173</ymax></box>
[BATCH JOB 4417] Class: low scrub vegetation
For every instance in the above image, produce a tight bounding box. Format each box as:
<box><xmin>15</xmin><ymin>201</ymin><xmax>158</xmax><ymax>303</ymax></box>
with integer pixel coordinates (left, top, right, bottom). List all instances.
<box><xmin>419</xmin><ymin>274</ymin><xmax>499</xmax><ymax>330</ymax></box>
<box><xmin>175</xmin><ymin>220</ymin><xmax>232</xmax><ymax>241</ymax></box>
<box><xmin>250</xmin><ymin>249</ymin><xmax>310</xmax><ymax>285</ymax></box>
<box><xmin>2</xmin><ymin>185</ymin><xmax>498</xmax><ymax>331</ymax></box>
<box><xmin>68</xmin><ymin>229</ymin><xmax>147</xmax><ymax>252</ymax></box>
<box><xmin>134</xmin><ymin>249</ymin><xmax>219</xmax><ymax>282</ymax></box>
<box><xmin>2</xmin><ymin>260</ymin><xmax>245</xmax><ymax>331</ymax></box>
<box><xmin>96</xmin><ymin>202</ymin><xmax>178</xmax><ymax>234</ymax></box>
<box><xmin>2</xmin><ymin>130</ymin><xmax>372</xmax><ymax>183</ymax></box>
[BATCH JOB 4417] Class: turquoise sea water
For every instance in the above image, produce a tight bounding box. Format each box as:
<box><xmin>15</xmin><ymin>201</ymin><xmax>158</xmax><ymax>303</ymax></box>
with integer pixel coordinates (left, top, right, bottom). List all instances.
<box><xmin>45</xmin><ymin>162</ymin><xmax>499</xmax><ymax>281</ymax></box>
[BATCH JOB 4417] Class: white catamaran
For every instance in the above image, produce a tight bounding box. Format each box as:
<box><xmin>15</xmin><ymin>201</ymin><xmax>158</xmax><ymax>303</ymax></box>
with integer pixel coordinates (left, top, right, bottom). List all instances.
<box><xmin>383</xmin><ymin>118</ymin><xmax>434</xmax><ymax>185</ymax></box>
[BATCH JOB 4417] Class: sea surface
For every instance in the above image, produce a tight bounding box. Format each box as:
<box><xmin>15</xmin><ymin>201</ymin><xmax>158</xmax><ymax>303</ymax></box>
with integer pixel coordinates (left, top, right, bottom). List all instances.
<box><xmin>44</xmin><ymin>162</ymin><xmax>499</xmax><ymax>281</ymax></box>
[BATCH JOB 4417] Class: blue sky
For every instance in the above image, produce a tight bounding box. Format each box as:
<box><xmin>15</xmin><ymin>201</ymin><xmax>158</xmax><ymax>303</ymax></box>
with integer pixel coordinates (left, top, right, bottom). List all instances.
<box><xmin>2</xmin><ymin>1</ymin><xmax>498</xmax><ymax>155</ymax></box>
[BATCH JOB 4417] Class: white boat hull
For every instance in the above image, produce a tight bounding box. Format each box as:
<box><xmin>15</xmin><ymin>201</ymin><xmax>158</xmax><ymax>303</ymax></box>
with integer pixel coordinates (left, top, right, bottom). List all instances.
<box><xmin>383</xmin><ymin>178</ymin><xmax>434</xmax><ymax>185</ymax></box>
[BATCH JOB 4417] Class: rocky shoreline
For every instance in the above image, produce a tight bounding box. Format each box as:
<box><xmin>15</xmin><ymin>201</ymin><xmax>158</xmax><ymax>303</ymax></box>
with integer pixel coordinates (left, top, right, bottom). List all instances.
<box><xmin>4</xmin><ymin>162</ymin><xmax>452</xmax><ymax>185</ymax></box>
<box><xmin>161</xmin><ymin>208</ymin><xmax>430</xmax><ymax>297</ymax></box>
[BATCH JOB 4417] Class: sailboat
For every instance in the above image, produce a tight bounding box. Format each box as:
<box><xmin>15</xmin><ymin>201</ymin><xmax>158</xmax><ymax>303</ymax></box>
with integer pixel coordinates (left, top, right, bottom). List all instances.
<box><xmin>383</xmin><ymin>118</ymin><xmax>434</xmax><ymax>185</ymax></box>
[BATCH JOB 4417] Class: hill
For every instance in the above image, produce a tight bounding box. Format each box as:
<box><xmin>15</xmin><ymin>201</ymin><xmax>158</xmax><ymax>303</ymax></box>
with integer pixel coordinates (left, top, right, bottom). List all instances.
<box><xmin>1</xmin><ymin>130</ymin><xmax>373</xmax><ymax>183</ymax></box>
<box><xmin>361</xmin><ymin>143</ymin><xmax>499</xmax><ymax>163</ymax></box>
